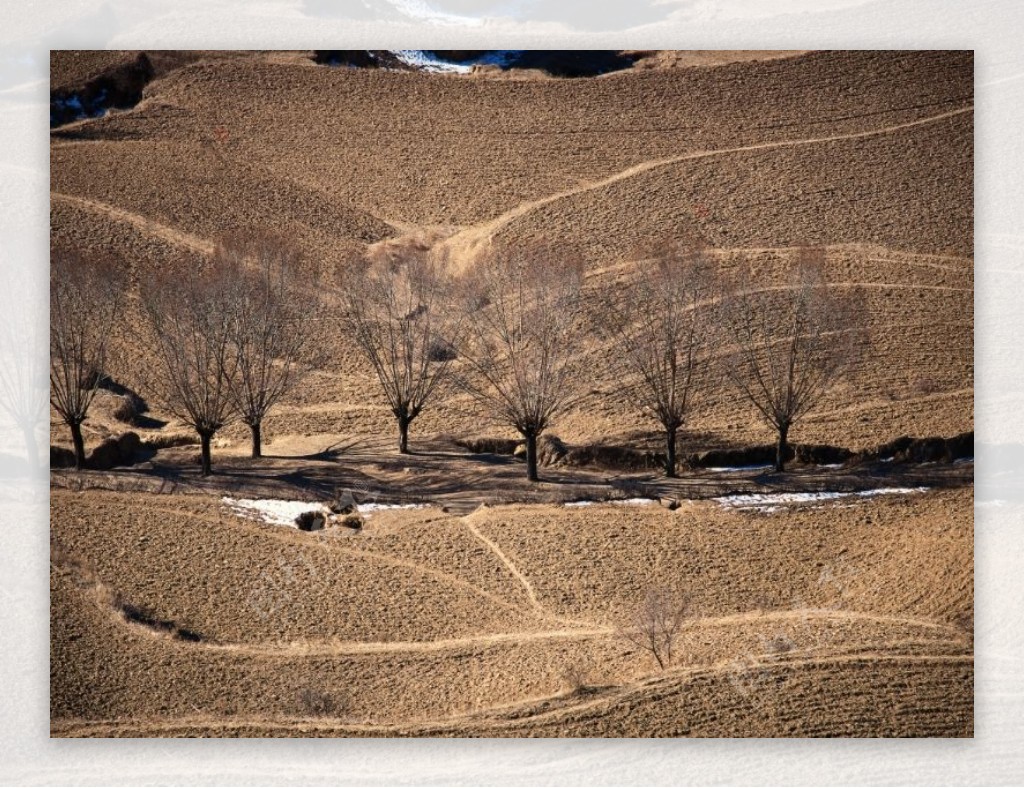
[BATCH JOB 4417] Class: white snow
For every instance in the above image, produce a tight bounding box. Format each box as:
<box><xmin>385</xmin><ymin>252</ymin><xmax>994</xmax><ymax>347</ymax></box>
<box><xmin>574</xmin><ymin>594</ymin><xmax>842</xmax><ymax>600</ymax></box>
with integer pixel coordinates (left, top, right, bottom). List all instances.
<box><xmin>222</xmin><ymin>497</ymin><xmax>427</xmax><ymax>527</ymax></box>
<box><xmin>713</xmin><ymin>486</ymin><xmax>929</xmax><ymax>513</ymax></box>
<box><xmin>222</xmin><ymin>497</ymin><xmax>329</xmax><ymax>526</ymax></box>
<box><xmin>356</xmin><ymin>502</ymin><xmax>426</xmax><ymax>514</ymax></box>
<box><xmin>389</xmin><ymin>50</ymin><xmax>523</xmax><ymax>74</ymax></box>
<box><xmin>565</xmin><ymin>497</ymin><xmax>657</xmax><ymax>508</ymax></box>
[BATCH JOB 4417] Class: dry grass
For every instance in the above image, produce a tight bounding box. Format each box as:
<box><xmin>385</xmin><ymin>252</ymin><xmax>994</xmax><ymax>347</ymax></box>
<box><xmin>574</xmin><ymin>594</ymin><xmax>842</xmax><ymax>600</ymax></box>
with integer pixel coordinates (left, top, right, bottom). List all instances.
<box><xmin>51</xmin><ymin>486</ymin><xmax>972</xmax><ymax>736</ymax></box>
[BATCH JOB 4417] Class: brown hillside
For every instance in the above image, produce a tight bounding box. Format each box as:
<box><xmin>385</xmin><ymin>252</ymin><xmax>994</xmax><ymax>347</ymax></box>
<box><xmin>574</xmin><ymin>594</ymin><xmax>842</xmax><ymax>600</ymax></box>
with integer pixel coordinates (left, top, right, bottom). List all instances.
<box><xmin>49</xmin><ymin>49</ymin><xmax>972</xmax><ymax>457</ymax></box>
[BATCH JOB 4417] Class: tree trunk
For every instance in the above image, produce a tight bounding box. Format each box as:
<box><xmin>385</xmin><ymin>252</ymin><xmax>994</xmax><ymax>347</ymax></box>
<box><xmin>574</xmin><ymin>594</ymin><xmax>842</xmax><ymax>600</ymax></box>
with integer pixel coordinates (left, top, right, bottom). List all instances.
<box><xmin>665</xmin><ymin>425</ymin><xmax>678</xmax><ymax>478</ymax></box>
<box><xmin>775</xmin><ymin>424</ymin><xmax>789</xmax><ymax>473</ymax></box>
<box><xmin>70</xmin><ymin>421</ymin><xmax>86</xmax><ymax>470</ymax></box>
<box><xmin>249</xmin><ymin>422</ymin><xmax>262</xmax><ymax>459</ymax></box>
<box><xmin>199</xmin><ymin>431</ymin><xmax>213</xmax><ymax>476</ymax></box>
<box><xmin>525</xmin><ymin>431</ymin><xmax>539</xmax><ymax>482</ymax></box>
<box><xmin>397</xmin><ymin>413</ymin><xmax>410</xmax><ymax>454</ymax></box>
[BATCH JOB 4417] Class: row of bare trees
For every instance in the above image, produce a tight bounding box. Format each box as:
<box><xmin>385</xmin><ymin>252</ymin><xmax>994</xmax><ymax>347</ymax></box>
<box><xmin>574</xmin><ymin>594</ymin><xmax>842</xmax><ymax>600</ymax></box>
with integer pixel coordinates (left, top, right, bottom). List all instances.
<box><xmin>341</xmin><ymin>238</ymin><xmax>864</xmax><ymax>479</ymax></box>
<box><xmin>51</xmin><ymin>233</ymin><xmax>864</xmax><ymax>478</ymax></box>
<box><xmin>50</xmin><ymin>233</ymin><xmax>317</xmax><ymax>472</ymax></box>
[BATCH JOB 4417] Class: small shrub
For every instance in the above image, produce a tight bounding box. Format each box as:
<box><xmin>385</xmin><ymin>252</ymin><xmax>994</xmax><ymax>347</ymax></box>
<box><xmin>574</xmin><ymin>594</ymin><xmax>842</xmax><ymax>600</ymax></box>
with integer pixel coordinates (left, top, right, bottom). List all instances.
<box><xmin>762</xmin><ymin>634</ymin><xmax>796</xmax><ymax>655</ymax></box>
<box><xmin>912</xmin><ymin>376</ymin><xmax>941</xmax><ymax>397</ymax></box>
<box><xmin>296</xmin><ymin>686</ymin><xmax>347</xmax><ymax>718</ymax></box>
<box><xmin>560</xmin><ymin>658</ymin><xmax>594</xmax><ymax>696</ymax></box>
<box><xmin>618</xmin><ymin>587</ymin><xmax>689</xmax><ymax>670</ymax></box>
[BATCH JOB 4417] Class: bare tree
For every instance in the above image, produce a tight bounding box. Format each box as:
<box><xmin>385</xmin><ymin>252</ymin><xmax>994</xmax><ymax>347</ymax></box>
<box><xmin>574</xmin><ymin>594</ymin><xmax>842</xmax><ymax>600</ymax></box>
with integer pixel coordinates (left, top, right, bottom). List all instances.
<box><xmin>457</xmin><ymin>241</ymin><xmax>585</xmax><ymax>482</ymax></box>
<box><xmin>339</xmin><ymin>239</ymin><xmax>460</xmax><ymax>454</ymax></box>
<box><xmin>217</xmin><ymin>232</ymin><xmax>317</xmax><ymax>459</ymax></box>
<box><xmin>142</xmin><ymin>265</ymin><xmax>237</xmax><ymax>476</ymax></box>
<box><xmin>50</xmin><ymin>251</ymin><xmax>123</xmax><ymax>469</ymax></box>
<box><xmin>601</xmin><ymin>238</ymin><xmax>717</xmax><ymax>477</ymax></box>
<box><xmin>721</xmin><ymin>248</ymin><xmax>865</xmax><ymax>472</ymax></box>
<box><xmin>618</xmin><ymin>587</ymin><xmax>689</xmax><ymax>670</ymax></box>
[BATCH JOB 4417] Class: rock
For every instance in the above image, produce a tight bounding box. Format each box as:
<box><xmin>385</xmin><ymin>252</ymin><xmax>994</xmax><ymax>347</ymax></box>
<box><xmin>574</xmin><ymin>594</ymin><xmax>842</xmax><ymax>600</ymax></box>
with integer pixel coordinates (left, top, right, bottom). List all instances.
<box><xmin>329</xmin><ymin>490</ymin><xmax>357</xmax><ymax>515</ymax></box>
<box><xmin>659</xmin><ymin>497</ymin><xmax>680</xmax><ymax>511</ymax></box>
<box><xmin>335</xmin><ymin>514</ymin><xmax>363</xmax><ymax>531</ymax></box>
<box><xmin>295</xmin><ymin>511</ymin><xmax>326</xmax><ymax>532</ymax></box>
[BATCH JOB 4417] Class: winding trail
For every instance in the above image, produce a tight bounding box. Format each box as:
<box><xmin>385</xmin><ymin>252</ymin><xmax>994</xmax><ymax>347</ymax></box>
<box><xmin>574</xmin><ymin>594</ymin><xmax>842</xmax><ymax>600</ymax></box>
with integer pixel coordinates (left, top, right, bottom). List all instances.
<box><xmin>438</xmin><ymin>105</ymin><xmax>973</xmax><ymax>266</ymax></box>
<box><xmin>51</xmin><ymin>191</ymin><xmax>214</xmax><ymax>255</ymax></box>
<box><xmin>140</xmin><ymin>503</ymin><xmax>532</xmax><ymax>618</ymax></box>
<box><xmin>52</xmin><ymin>650</ymin><xmax>972</xmax><ymax>737</ymax></box>
<box><xmin>462</xmin><ymin>516</ymin><xmax>548</xmax><ymax>616</ymax></box>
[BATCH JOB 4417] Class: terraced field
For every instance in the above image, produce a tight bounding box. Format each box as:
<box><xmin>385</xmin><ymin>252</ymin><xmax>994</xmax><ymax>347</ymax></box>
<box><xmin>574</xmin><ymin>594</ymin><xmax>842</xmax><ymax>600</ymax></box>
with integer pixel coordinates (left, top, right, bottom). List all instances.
<box><xmin>51</xmin><ymin>486</ymin><xmax>972</xmax><ymax>737</ymax></box>
<box><xmin>49</xmin><ymin>49</ymin><xmax>973</xmax><ymax>737</ymax></box>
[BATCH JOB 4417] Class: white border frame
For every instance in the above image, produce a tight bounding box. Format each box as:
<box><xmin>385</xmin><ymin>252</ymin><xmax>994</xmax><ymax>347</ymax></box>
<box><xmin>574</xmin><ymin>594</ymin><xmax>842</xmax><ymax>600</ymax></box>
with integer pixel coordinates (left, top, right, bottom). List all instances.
<box><xmin>4</xmin><ymin>0</ymin><xmax>1019</xmax><ymax>783</ymax></box>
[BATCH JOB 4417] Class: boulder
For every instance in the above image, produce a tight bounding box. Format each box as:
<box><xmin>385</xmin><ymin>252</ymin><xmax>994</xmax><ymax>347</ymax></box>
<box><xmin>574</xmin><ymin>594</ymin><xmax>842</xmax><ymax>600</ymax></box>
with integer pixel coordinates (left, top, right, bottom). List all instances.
<box><xmin>329</xmin><ymin>490</ymin><xmax>357</xmax><ymax>515</ymax></box>
<box><xmin>295</xmin><ymin>511</ymin><xmax>326</xmax><ymax>532</ymax></box>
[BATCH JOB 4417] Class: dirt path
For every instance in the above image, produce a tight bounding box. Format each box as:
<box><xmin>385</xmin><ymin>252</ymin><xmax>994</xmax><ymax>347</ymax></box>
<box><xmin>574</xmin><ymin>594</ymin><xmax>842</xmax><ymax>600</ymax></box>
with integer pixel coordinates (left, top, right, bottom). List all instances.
<box><xmin>588</xmin><ymin>243</ymin><xmax>973</xmax><ymax>280</ymax></box>
<box><xmin>52</xmin><ymin>650</ymin><xmax>971</xmax><ymax>737</ymax></box>
<box><xmin>438</xmin><ymin>105</ymin><xmax>973</xmax><ymax>267</ymax></box>
<box><xmin>51</xmin><ymin>191</ymin><xmax>214</xmax><ymax>255</ymax></box>
<box><xmin>140</xmin><ymin>503</ymin><xmax>530</xmax><ymax>617</ymax></box>
<box><xmin>462</xmin><ymin>517</ymin><xmax>547</xmax><ymax>614</ymax></box>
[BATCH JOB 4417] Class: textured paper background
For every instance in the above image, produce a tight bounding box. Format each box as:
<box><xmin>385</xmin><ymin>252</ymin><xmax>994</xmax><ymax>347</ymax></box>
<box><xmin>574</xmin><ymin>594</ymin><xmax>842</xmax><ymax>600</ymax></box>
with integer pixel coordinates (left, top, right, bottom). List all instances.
<box><xmin>2</xmin><ymin>0</ymin><xmax>1018</xmax><ymax>783</ymax></box>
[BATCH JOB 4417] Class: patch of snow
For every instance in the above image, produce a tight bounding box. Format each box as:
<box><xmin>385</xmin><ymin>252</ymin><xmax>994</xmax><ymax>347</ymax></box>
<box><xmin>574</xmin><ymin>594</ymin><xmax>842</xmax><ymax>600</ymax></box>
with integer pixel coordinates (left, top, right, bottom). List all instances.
<box><xmin>564</xmin><ymin>497</ymin><xmax>657</xmax><ymax>508</ymax></box>
<box><xmin>954</xmin><ymin>457</ymin><xmax>974</xmax><ymax>464</ymax></box>
<box><xmin>391</xmin><ymin>50</ymin><xmax>474</xmax><ymax>73</ymax></box>
<box><xmin>389</xmin><ymin>50</ymin><xmax>524</xmax><ymax>74</ymax></box>
<box><xmin>222</xmin><ymin>497</ymin><xmax>328</xmax><ymax>527</ymax></box>
<box><xmin>356</xmin><ymin>502</ymin><xmax>426</xmax><ymax>514</ymax></box>
<box><xmin>222</xmin><ymin>496</ymin><xmax>430</xmax><ymax>526</ymax></box>
<box><xmin>712</xmin><ymin>486</ymin><xmax>929</xmax><ymax>513</ymax></box>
